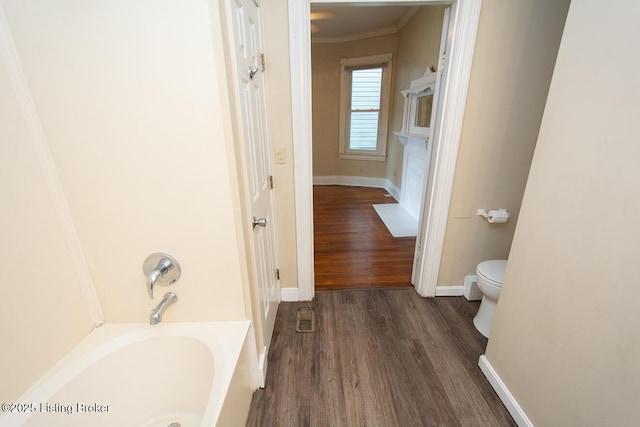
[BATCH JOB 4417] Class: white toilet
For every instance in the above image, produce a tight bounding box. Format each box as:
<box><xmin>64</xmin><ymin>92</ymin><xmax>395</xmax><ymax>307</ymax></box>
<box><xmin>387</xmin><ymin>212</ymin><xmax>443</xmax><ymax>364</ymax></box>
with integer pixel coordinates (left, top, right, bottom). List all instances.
<box><xmin>473</xmin><ymin>260</ymin><xmax>507</xmax><ymax>338</ymax></box>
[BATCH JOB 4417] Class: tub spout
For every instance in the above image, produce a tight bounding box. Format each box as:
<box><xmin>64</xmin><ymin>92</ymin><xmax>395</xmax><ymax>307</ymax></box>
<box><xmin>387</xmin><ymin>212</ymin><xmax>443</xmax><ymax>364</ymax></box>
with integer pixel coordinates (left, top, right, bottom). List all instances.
<box><xmin>150</xmin><ymin>292</ymin><xmax>177</xmax><ymax>325</ymax></box>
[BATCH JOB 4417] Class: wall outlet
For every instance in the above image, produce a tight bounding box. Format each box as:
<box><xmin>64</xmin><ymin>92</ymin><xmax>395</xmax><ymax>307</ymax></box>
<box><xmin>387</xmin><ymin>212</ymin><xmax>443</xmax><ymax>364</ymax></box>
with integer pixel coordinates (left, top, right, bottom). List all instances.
<box><xmin>464</xmin><ymin>275</ymin><xmax>483</xmax><ymax>301</ymax></box>
<box><xmin>275</xmin><ymin>147</ymin><xmax>286</xmax><ymax>164</ymax></box>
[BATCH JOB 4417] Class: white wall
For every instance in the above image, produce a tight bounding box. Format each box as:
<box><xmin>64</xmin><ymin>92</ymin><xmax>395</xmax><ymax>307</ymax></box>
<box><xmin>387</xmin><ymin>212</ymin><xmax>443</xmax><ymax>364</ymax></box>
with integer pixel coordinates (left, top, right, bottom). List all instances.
<box><xmin>486</xmin><ymin>0</ymin><xmax>640</xmax><ymax>424</ymax></box>
<box><xmin>0</xmin><ymin>37</ymin><xmax>95</xmax><ymax>403</ymax></box>
<box><xmin>2</xmin><ymin>0</ymin><xmax>248</xmax><ymax>323</ymax></box>
<box><xmin>1</xmin><ymin>0</ymin><xmax>250</xmax><ymax>402</ymax></box>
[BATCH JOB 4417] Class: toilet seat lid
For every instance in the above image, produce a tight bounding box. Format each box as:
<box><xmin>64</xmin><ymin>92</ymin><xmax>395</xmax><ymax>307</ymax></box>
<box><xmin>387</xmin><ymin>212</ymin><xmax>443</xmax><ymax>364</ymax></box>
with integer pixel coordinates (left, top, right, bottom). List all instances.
<box><xmin>477</xmin><ymin>260</ymin><xmax>507</xmax><ymax>285</ymax></box>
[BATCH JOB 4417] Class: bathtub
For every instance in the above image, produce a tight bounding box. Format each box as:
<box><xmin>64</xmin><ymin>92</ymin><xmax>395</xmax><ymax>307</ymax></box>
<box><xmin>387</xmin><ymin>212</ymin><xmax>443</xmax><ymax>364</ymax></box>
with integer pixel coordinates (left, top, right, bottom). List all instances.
<box><xmin>0</xmin><ymin>321</ymin><xmax>254</xmax><ymax>427</ymax></box>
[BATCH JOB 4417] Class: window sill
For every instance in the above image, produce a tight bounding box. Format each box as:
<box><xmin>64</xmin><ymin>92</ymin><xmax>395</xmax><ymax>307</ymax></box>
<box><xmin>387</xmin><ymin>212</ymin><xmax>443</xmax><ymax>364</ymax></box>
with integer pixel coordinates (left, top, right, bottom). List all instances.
<box><xmin>339</xmin><ymin>153</ymin><xmax>387</xmax><ymax>162</ymax></box>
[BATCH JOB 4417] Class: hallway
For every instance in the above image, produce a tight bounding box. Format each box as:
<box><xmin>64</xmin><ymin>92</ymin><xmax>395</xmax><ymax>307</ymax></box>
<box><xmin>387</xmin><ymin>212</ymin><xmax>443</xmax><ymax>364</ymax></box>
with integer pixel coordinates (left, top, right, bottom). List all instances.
<box><xmin>246</xmin><ymin>289</ymin><xmax>515</xmax><ymax>426</ymax></box>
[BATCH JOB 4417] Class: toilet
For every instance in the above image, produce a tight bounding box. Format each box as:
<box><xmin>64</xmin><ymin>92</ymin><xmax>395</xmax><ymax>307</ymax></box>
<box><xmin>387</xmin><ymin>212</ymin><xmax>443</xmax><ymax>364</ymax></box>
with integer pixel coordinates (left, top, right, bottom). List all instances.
<box><xmin>473</xmin><ymin>260</ymin><xmax>507</xmax><ymax>338</ymax></box>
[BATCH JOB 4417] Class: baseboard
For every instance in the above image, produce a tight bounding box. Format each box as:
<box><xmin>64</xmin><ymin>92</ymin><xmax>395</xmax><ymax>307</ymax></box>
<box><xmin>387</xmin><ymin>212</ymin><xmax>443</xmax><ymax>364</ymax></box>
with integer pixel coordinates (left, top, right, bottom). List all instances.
<box><xmin>256</xmin><ymin>346</ymin><xmax>267</xmax><ymax>388</ymax></box>
<box><xmin>435</xmin><ymin>285</ymin><xmax>465</xmax><ymax>296</ymax></box>
<box><xmin>385</xmin><ymin>180</ymin><xmax>401</xmax><ymax>201</ymax></box>
<box><xmin>313</xmin><ymin>175</ymin><xmax>401</xmax><ymax>201</ymax></box>
<box><xmin>247</xmin><ymin>325</ymin><xmax>263</xmax><ymax>389</ymax></box>
<box><xmin>478</xmin><ymin>355</ymin><xmax>533</xmax><ymax>427</ymax></box>
<box><xmin>281</xmin><ymin>287</ymin><xmax>299</xmax><ymax>302</ymax></box>
<box><xmin>313</xmin><ymin>175</ymin><xmax>387</xmax><ymax>188</ymax></box>
<box><xmin>286</xmin><ymin>285</ymin><xmax>464</xmax><ymax>298</ymax></box>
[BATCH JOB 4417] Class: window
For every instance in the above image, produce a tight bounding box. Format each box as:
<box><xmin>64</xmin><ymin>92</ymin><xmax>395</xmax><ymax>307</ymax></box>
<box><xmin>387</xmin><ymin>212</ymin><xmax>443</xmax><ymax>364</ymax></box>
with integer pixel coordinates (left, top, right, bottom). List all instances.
<box><xmin>339</xmin><ymin>54</ymin><xmax>393</xmax><ymax>161</ymax></box>
<box><xmin>349</xmin><ymin>68</ymin><xmax>382</xmax><ymax>151</ymax></box>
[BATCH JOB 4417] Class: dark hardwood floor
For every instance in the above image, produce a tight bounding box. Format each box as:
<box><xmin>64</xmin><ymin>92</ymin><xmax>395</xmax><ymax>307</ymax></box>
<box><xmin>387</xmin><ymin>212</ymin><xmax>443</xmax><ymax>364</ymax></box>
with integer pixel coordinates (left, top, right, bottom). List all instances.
<box><xmin>314</xmin><ymin>186</ymin><xmax>416</xmax><ymax>291</ymax></box>
<box><xmin>246</xmin><ymin>289</ymin><xmax>515</xmax><ymax>426</ymax></box>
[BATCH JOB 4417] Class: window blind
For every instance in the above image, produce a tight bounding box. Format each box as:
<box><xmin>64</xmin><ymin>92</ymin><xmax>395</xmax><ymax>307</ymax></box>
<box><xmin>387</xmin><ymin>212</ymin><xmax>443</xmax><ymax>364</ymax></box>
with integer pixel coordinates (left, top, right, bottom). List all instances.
<box><xmin>349</xmin><ymin>68</ymin><xmax>382</xmax><ymax>151</ymax></box>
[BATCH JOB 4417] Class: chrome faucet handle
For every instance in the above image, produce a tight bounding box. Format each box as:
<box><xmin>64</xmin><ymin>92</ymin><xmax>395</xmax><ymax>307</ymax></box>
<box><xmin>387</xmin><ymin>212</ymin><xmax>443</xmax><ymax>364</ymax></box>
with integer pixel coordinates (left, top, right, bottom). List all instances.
<box><xmin>143</xmin><ymin>253</ymin><xmax>181</xmax><ymax>299</ymax></box>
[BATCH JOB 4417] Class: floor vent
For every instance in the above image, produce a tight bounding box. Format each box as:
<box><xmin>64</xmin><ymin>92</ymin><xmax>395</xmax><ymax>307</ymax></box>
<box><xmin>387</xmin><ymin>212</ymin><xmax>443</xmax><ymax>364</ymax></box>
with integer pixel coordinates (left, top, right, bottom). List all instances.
<box><xmin>296</xmin><ymin>307</ymin><xmax>316</xmax><ymax>333</ymax></box>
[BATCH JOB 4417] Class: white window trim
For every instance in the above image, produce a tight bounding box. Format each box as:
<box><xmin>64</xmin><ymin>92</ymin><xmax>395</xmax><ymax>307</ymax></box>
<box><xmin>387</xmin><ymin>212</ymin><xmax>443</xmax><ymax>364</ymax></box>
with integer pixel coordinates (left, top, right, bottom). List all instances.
<box><xmin>338</xmin><ymin>53</ymin><xmax>393</xmax><ymax>161</ymax></box>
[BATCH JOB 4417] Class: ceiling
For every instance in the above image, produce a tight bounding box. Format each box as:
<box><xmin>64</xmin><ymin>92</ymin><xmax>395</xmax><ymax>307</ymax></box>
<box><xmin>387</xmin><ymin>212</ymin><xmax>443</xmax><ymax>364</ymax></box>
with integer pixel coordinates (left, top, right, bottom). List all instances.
<box><xmin>310</xmin><ymin>5</ymin><xmax>418</xmax><ymax>42</ymax></box>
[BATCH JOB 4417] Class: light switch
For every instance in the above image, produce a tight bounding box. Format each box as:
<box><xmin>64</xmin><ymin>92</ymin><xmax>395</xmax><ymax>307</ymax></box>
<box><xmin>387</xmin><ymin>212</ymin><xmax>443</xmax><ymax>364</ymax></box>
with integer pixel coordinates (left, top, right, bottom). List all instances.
<box><xmin>275</xmin><ymin>147</ymin><xmax>286</xmax><ymax>164</ymax></box>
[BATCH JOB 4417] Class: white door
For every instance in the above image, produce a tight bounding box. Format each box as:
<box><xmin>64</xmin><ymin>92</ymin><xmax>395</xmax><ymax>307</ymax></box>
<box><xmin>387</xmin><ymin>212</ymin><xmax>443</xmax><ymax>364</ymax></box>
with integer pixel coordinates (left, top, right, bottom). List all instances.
<box><xmin>228</xmin><ymin>0</ymin><xmax>280</xmax><ymax>383</ymax></box>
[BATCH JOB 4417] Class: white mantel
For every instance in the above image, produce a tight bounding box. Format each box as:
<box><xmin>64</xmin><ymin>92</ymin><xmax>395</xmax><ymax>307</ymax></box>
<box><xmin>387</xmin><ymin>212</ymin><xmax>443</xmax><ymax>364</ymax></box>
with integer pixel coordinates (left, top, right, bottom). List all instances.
<box><xmin>398</xmin><ymin>134</ymin><xmax>430</xmax><ymax>221</ymax></box>
<box><xmin>395</xmin><ymin>68</ymin><xmax>437</xmax><ymax>221</ymax></box>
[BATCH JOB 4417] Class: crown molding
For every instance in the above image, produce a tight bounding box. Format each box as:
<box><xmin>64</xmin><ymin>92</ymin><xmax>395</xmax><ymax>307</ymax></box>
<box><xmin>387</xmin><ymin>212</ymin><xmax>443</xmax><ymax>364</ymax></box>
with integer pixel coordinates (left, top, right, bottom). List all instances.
<box><xmin>312</xmin><ymin>24</ymin><xmax>398</xmax><ymax>44</ymax></box>
<box><xmin>397</xmin><ymin>6</ymin><xmax>420</xmax><ymax>29</ymax></box>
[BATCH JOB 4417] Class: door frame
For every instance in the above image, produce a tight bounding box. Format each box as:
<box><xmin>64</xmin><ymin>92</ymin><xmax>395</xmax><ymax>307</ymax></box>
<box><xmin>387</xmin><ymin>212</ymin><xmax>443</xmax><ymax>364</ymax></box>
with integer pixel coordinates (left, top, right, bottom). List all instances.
<box><xmin>288</xmin><ymin>0</ymin><xmax>482</xmax><ymax>300</ymax></box>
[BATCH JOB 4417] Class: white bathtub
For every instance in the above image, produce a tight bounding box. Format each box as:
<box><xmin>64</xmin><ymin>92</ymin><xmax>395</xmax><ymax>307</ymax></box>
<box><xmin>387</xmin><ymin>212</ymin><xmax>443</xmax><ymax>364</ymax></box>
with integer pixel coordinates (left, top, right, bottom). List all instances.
<box><xmin>0</xmin><ymin>321</ymin><xmax>254</xmax><ymax>427</ymax></box>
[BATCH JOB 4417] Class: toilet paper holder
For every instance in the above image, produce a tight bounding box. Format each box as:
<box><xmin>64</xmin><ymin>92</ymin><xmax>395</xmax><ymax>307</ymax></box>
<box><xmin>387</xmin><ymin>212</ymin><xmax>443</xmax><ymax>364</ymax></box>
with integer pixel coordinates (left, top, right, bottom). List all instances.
<box><xmin>477</xmin><ymin>208</ymin><xmax>510</xmax><ymax>223</ymax></box>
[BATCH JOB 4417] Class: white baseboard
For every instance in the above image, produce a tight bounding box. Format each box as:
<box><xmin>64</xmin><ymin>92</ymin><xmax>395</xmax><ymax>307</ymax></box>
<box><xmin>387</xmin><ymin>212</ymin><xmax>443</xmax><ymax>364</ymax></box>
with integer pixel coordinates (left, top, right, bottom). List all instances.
<box><xmin>314</xmin><ymin>175</ymin><xmax>387</xmax><ymax>188</ymax></box>
<box><xmin>313</xmin><ymin>175</ymin><xmax>401</xmax><ymax>201</ymax></box>
<box><xmin>385</xmin><ymin>180</ymin><xmax>401</xmax><ymax>201</ymax></box>
<box><xmin>286</xmin><ymin>285</ymin><xmax>464</xmax><ymax>298</ymax></box>
<box><xmin>478</xmin><ymin>355</ymin><xmax>533</xmax><ymax>427</ymax></box>
<box><xmin>256</xmin><ymin>346</ymin><xmax>267</xmax><ymax>388</ymax></box>
<box><xmin>435</xmin><ymin>285</ymin><xmax>465</xmax><ymax>296</ymax></box>
<box><xmin>281</xmin><ymin>287</ymin><xmax>299</xmax><ymax>302</ymax></box>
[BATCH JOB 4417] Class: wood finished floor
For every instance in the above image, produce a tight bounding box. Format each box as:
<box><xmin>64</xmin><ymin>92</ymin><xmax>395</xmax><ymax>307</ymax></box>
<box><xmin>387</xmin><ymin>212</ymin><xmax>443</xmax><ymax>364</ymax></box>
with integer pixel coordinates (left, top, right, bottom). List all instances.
<box><xmin>314</xmin><ymin>186</ymin><xmax>416</xmax><ymax>291</ymax></box>
<box><xmin>246</xmin><ymin>289</ymin><xmax>515</xmax><ymax>427</ymax></box>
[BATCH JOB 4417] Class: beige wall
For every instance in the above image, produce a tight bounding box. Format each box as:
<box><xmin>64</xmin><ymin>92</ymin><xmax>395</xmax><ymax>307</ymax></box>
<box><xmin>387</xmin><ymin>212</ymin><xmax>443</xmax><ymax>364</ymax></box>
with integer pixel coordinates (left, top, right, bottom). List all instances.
<box><xmin>261</xmin><ymin>0</ymin><xmax>570</xmax><ymax>291</ymax></box>
<box><xmin>436</xmin><ymin>0</ymin><xmax>570</xmax><ymax>286</ymax></box>
<box><xmin>1</xmin><ymin>0</ymin><xmax>250</xmax><ymax>401</ymax></box>
<box><xmin>387</xmin><ymin>6</ymin><xmax>446</xmax><ymax>188</ymax></box>
<box><xmin>311</xmin><ymin>34</ymin><xmax>398</xmax><ymax>178</ymax></box>
<box><xmin>486</xmin><ymin>0</ymin><xmax>640</xmax><ymax>424</ymax></box>
<box><xmin>311</xmin><ymin>6</ymin><xmax>446</xmax><ymax>182</ymax></box>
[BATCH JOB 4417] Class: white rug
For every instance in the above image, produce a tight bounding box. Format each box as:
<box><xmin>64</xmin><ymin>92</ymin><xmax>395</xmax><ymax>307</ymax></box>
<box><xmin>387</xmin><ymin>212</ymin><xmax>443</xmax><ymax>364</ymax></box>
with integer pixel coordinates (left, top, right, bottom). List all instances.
<box><xmin>372</xmin><ymin>203</ymin><xmax>418</xmax><ymax>238</ymax></box>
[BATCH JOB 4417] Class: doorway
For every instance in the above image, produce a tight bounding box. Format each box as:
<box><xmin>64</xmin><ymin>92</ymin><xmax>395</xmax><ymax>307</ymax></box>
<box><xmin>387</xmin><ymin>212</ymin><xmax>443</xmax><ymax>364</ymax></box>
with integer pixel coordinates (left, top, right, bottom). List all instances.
<box><xmin>289</xmin><ymin>0</ymin><xmax>482</xmax><ymax>300</ymax></box>
<box><xmin>310</xmin><ymin>5</ymin><xmax>443</xmax><ymax>291</ymax></box>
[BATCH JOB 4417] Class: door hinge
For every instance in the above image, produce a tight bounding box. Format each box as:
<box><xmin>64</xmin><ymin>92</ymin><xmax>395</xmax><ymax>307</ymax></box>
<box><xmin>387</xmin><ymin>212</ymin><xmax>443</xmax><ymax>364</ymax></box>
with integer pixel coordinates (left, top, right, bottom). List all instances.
<box><xmin>268</xmin><ymin>175</ymin><xmax>274</xmax><ymax>189</ymax></box>
<box><xmin>275</xmin><ymin>268</ymin><xmax>280</xmax><ymax>280</ymax></box>
<box><xmin>260</xmin><ymin>53</ymin><xmax>266</xmax><ymax>72</ymax></box>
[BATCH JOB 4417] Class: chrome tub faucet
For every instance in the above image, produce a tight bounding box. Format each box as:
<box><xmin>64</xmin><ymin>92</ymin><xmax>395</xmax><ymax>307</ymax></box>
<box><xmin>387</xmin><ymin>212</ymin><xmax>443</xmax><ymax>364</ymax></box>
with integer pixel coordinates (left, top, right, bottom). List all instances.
<box><xmin>150</xmin><ymin>292</ymin><xmax>177</xmax><ymax>325</ymax></box>
<box><xmin>143</xmin><ymin>253</ymin><xmax>181</xmax><ymax>299</ymax></box>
